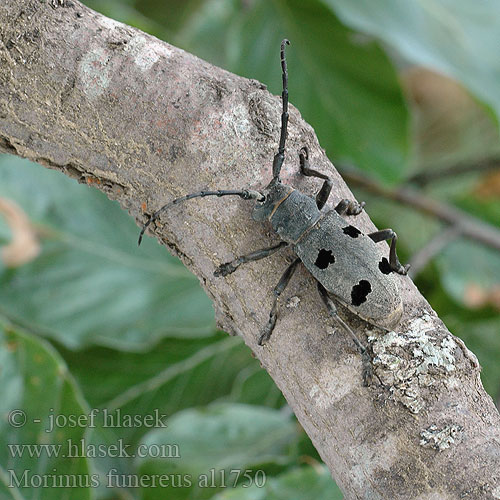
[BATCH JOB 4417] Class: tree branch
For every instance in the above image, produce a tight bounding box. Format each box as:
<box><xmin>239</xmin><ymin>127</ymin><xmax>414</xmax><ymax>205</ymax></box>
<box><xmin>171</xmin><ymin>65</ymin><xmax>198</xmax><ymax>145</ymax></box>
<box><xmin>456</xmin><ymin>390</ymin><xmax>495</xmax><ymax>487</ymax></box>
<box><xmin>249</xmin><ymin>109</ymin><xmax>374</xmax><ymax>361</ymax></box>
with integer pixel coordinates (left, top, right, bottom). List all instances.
<box><xmin>408</xmin><ymin>225</ymin><xmax>461</xmax><ymax>279</ymax></box>
<box><xmin>340</xmin><ymin>165</ymin><xmax>500</xmax><ymax>252</ymax></box>
<box><xmin>1</xmin><ymin>1</ymin><xmax>499</xmax><ymax>498</ymax></box>
<box><xmin>406</xmin><ymin>157</ymin><xmax>500</xmax><ymax>187</ymax></box>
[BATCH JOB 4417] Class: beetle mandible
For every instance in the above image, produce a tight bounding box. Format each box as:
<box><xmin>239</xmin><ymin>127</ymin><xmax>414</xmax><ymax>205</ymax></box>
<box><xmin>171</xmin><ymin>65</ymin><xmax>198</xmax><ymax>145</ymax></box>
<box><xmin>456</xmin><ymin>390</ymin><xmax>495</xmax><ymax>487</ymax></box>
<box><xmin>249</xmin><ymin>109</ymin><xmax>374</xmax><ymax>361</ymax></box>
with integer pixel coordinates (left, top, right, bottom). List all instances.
<box><xmin>138</xmin><ymin>40</ymin><xmax>409</xmax><ymax>378</ymax></box>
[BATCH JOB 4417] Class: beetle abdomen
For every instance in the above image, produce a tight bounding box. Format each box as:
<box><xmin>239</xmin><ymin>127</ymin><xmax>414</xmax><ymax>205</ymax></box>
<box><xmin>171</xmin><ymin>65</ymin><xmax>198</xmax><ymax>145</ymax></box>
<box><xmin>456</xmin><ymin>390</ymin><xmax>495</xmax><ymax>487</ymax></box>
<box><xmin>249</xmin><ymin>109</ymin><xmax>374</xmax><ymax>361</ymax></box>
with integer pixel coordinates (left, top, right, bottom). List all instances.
<box><xmin>294</xmin><ymin>210</ymin><xmax>403</xmax><ymax>328</ymax></box>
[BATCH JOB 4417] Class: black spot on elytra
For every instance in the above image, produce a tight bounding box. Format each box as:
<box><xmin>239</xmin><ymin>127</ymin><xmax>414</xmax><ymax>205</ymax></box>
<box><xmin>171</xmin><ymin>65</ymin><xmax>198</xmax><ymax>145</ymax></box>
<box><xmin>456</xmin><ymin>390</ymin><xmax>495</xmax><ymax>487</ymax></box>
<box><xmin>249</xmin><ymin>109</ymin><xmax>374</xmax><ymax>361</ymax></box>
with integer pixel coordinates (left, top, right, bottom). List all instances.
<box><xmin>343</xmin><ymin>225</ymin><xmax>361</xmax><ymax>238</ymax></box>
<box><xmin>351</xmin><ymin>280</ymin><xmax>372</xmax><ymax>306</ymax></box>
<box><xmin>379</xmin><ymin>257</ymin><xmax>392</xmax><ymax>275</ymax></box>
<box><xmin>315</xmin><ymin>249</ymin><xmax>335</xmax><ymax>269</ymax></box>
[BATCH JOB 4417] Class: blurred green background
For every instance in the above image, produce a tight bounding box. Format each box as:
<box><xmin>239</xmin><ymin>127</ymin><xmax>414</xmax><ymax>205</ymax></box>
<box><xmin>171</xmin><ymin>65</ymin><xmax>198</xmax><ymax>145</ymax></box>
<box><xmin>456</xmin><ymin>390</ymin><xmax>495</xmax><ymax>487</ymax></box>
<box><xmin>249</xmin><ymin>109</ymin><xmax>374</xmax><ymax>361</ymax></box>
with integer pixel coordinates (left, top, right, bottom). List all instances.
<box><xmin>1</xmin><ymin>0</ymin><xmax>500</xmax><ymax>498</ymax></box>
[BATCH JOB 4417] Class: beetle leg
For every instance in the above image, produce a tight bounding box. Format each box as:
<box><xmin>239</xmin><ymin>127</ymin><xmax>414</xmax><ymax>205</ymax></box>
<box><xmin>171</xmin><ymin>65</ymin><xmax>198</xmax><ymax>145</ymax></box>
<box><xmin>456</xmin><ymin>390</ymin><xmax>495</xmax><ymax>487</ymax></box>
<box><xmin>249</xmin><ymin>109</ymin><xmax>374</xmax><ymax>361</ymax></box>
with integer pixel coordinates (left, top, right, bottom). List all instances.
<box><xmin>317</xmin><ymin>282</ymin><xmax>373</xmax><ymax>386</ymax></box>
<box><xmin>368</xmin><ymin>229</ymin><xmax>410</xmax><ymax>275</ymax></box>
<box><xmin>299</xmin><ymin>147</ymin><xmax>365</xmax><ymax>213</ymax></box>
<box><xmin>299</xmin><ymin>146</ymin><xmax>333</xmax><ymax>210</ymax></box>
<box><xmin>334</xmin><ymin>198</ymin><xmax>366</xmax><ymax>216</ymax></box>
<box><xmin>258</xmin><ymin>258</ymin><xmax>301</xmax><ymax>346</ymax></box>
<box><xmin>214</xmin><ymin>241</ymin><xmax>288</xmax><ymax>277</ymax></box>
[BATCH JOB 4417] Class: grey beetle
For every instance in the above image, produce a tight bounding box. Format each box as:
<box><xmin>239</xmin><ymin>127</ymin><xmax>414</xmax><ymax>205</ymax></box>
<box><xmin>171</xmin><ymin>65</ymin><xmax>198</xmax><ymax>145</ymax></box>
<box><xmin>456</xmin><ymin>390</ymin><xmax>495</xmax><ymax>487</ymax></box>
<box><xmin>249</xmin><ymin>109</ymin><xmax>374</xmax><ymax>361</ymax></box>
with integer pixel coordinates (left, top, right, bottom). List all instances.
<box><xmin>139</xmin><ymin>40</ymin><xmax>409</xmax><ymax>378</ymax></box>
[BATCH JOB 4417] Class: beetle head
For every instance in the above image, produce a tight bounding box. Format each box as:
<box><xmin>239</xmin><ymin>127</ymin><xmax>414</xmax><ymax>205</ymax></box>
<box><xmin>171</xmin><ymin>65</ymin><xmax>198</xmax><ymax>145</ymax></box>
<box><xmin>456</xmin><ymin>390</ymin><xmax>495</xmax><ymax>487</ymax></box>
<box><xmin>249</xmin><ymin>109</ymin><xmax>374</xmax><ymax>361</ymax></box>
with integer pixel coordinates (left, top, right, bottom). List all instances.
<box><xmin>252</xmin><ymin>179</ymin><xmax>293</xmax><ymax>221</ymax></box>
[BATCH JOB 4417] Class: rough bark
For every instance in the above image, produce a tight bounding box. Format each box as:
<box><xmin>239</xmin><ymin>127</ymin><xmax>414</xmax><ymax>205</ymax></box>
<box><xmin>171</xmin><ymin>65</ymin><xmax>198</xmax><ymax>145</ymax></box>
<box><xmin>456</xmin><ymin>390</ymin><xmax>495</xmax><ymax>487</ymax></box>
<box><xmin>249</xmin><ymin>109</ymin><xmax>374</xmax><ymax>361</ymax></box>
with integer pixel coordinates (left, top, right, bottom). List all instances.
<box><xmin>1</xmin><ymin>2</ymin><xmax>499</xmax><ymax>498</ymax></box>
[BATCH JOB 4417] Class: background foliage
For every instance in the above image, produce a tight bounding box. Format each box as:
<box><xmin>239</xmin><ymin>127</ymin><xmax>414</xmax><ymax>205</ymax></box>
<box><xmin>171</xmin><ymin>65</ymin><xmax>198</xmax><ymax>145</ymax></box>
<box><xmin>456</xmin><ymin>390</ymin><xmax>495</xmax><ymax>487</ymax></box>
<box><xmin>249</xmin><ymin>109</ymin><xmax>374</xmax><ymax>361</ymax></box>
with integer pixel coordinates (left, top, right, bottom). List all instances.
<box><xmin>1</xmin><ymin>0</ymin><xmax>499</xmax><ymax>498</ymax></box>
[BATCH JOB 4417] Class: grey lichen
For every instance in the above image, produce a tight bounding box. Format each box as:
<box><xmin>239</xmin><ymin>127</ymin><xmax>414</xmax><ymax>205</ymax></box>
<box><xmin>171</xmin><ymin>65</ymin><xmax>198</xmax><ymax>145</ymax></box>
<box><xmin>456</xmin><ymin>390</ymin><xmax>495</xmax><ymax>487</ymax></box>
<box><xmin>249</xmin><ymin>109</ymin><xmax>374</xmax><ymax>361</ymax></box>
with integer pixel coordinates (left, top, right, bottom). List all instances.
<box><xmin>286</xmin><ymin>295</ymin><xmax>300</xmax><ymax>309</ymax></box>
<box><xmin>420</xmin><ymin>424</ymin><xmax>463</xmax><ymax>451</ymax></box>
<box><xmin>368</xmin><ymin>313</ymin><xmax>458</xmax><ymax>413</ymax></box>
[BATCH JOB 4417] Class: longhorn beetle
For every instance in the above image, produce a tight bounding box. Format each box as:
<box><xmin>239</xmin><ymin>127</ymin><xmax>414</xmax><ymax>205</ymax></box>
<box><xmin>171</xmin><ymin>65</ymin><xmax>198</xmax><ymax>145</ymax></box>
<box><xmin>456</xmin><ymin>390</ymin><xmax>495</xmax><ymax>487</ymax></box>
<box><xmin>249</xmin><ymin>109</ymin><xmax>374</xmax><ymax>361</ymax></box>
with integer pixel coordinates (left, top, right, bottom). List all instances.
<box><xmin>139</xmin><ymin>40</ymin><xmax>409</xmax><ymax>382</ymax></box>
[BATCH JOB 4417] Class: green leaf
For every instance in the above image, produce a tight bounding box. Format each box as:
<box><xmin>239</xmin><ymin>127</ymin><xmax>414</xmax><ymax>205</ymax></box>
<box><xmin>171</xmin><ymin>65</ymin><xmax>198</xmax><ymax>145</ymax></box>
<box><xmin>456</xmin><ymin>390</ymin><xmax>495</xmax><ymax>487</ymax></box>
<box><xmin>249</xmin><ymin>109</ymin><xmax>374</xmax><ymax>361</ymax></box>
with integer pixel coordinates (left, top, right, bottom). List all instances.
<box><xmin>321</xmin><ymin>0</ymin><xmax>500</xmax><ymax>128</ymax></box>
<box><xmin>136</xmin><ymin>403</ymin><xmax>299</xmax><ymax>499</ymax></box>
<box><xmin>58</xmin><ymin>334</ymin><xmax>282</xmax><ymax>437</ymax></box>
<box><xmin>178</xmin><ymin>0</ymin><xmax>410</xmax><ymax>183</ymax></box>
<box><xmin>436</xmin><ymin>240</ymin><xmax>500</xmax><ymax>306</ymax></box>
<box><xmin>56</xmin><ymin>334</ymin><xmax>284</xmax><ymax>495</ymax></box>
<box><xmin>213</xmin><ymin>465</ymin><xmax>343</xmax><ymax>500</ymax></box>
<box><xmin>56</xmin><ymin>331</ymin><xmax>288</xmax><ymax>500</ymax></box>
<box><xmin>0</xmin><ymin>319</ymin><xmax>92</xmax><ymax>500</ymax></box>
<box><xmin>0</xmin><ymin>155</ymin><xmax>214</xmax><ymax>350</ymax></box>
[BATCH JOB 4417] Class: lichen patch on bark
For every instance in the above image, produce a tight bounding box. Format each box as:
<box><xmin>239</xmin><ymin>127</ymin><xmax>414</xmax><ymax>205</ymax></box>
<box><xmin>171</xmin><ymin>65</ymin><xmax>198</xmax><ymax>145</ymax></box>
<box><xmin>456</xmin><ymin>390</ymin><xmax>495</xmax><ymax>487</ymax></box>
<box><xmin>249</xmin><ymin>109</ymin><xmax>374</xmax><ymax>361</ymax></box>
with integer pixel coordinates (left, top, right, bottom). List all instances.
<box><xmin>368</xmin><ymin>313</ymin><xmax>458</xmax><ymax>413</ymax></box>
<box><xmin>79</xmin><ymin>47</ymin><xmax>112</xmax><ymax>99</ymax></box>
<box><xmin>419</xmin><ymin>424</ymin><xmax>463</xmax><ymax>451</ymax></box>
<box><xmin>125</xmin><ymin>35</ymin><xmax>172</xmax><ymax>72</ymax></box>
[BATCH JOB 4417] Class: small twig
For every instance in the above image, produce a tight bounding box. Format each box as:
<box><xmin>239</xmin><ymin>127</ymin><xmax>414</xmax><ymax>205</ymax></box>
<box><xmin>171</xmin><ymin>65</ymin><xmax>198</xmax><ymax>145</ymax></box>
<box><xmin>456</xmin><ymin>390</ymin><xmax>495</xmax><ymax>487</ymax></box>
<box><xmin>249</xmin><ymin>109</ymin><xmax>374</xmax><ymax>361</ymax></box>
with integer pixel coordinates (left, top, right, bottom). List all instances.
<box><xmin>338</xmin><ymin>165</ymin><xmax>500</xmax><ymax>253</ymax></box>
<box><xmin>408</xmin><ymin>225</ymin><xmax>461</xmax><ymax>279</ymax></box>
<box><xmin>406</xmin><ymin>157</ymin><xmax>500</xmax><ymax>186</ymax></box>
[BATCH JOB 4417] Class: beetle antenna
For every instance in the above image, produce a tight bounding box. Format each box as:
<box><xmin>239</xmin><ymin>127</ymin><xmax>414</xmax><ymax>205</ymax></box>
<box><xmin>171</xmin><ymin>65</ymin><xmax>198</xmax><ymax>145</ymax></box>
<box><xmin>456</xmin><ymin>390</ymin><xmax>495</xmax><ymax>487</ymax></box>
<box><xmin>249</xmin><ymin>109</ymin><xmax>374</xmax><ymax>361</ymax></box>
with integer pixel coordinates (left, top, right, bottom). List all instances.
<box><xmin>138</xmin><ymin>189</ymin><xmax>264</xmax><ymax>245</ymax></box>
<box><xmin>272</xmin><ymin>39</ymin><xmax>290</xmax><ymax>182</ymax></box>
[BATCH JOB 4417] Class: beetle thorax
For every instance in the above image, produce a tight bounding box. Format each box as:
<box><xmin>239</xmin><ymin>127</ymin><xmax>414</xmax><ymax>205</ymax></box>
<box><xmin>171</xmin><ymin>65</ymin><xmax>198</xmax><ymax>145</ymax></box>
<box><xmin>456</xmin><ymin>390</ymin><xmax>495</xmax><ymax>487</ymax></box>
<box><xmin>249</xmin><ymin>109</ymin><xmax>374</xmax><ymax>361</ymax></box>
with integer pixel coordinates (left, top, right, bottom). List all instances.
<box><xmin>252</xmin><ymin>181</ymin><xmax>322</xmax><ymax>244</ymax></box>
